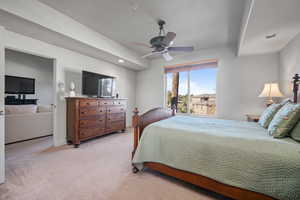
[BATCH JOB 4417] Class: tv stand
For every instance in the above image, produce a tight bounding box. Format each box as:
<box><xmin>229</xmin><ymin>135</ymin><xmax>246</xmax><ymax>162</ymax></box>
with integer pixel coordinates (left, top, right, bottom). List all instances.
<box><xmin>5</xmin><ymin>96</ymin><xmax>38</xmax><ymax>105</ymax></box>
<box><xmin>17</xmin><ymin>94</ymin><xmax>27</xmax><ymax>100</ymax></box>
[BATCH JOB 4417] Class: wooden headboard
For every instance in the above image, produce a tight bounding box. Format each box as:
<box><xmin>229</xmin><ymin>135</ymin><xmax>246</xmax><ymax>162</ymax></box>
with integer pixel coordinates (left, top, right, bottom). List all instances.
<box><xmin>293</xmin><ymin>74</ymin><xmax>300</xmax><ymax>103</ymax></box>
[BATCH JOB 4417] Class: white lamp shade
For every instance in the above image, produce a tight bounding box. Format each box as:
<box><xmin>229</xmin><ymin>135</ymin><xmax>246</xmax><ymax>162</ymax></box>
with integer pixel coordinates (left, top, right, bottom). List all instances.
<box><xmin>259</xmin><ymin>83</ymin><xmax>284</xmax><ymax>98</ymax></box>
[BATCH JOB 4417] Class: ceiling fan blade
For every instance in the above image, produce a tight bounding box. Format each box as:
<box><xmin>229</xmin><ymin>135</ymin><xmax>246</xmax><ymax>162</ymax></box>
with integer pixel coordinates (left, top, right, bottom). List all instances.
<box><xmin>141</xmin><ymin>51</ymin><xmax>160</xmax><ymax>58</ymax></box>
<box><xmin>163</xmin><ymin>32</ymin><xmax>176</xmax><ymax>46</ymax></box>
<box><xmin>168</xmin><ymin>46</ymin><xmax>194</xmax><ymax>52</ymax></box>
<box><xmin>131</xmin><ymin>42</ymin><xmax>152</xmax><ymax>48</ymax></box>
<box><xmin>162</xmin><ymin>52</ymin><xmax>173</xmax><ymax>61</ymax></box>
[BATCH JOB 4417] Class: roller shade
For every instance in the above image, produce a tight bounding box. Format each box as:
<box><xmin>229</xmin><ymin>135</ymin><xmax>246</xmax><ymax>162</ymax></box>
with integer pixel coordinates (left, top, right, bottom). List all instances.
<box><xmin>164</xmin><ymin>59</ymin><xmax>218</xmax><ymax>73</ymax></box>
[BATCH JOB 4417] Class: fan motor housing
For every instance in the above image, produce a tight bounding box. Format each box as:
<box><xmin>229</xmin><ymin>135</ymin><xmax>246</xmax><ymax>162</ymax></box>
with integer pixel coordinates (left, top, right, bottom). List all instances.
<box><xmin>150</xmin><ymin>36</ymin><xmax>166</xmax><ymax>51</ymax></box>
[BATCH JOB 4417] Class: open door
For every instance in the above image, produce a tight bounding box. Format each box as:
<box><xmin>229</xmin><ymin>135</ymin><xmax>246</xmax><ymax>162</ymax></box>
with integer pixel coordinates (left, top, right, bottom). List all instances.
<box><xmin>0</xmin><ymin>26</ymin><xmax>5</xmax><ymax>184</ymax></box>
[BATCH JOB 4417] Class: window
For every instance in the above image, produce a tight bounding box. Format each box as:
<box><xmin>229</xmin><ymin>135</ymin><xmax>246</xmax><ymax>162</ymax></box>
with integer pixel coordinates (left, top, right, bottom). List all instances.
<box><xmin>165</xmin><ymin>59</ymin><xmax>217</xmax><ymax>116</ymax></box>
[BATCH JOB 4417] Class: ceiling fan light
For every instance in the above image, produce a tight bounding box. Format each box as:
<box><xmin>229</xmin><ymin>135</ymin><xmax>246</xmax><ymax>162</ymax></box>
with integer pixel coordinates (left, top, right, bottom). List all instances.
<box><xmin>118</xmin><ymin>59</ymin><xmax>125</xmax><ymax>63</ymax></box>
<box><xmin>162</xmin><ymin>52</ymin><xmax>173</xmax><ymax>61</ymax></box>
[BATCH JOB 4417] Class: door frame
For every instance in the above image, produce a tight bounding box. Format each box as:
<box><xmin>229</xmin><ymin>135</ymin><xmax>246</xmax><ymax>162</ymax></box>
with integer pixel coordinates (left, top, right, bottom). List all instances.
<box><xmin>0</xmin><ymin>46</ymin><xmax>59</xmax><ymax>184</ymax></box>
<box><xmin>0</xmin><ymin>26</ymin><xmax>5</xmax><ymax>184</ymax></box>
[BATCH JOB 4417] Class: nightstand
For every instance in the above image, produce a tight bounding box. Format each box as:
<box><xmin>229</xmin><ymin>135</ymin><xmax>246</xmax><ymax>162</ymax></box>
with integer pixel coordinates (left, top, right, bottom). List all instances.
<box><xmin>246</xmin><ymin>115</ymin><xmax>260</xmax><ymax>122</ymax></box>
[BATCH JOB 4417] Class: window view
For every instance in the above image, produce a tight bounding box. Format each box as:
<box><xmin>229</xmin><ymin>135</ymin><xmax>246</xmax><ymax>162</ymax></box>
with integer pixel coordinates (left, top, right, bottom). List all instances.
<box><xmin>166</xmin><ymin>71</ymin><xmax>188</xmax><ymax>114</ymax></box>
<box><xmin>166</xmin><ymin>67</ymin><xmax>217</xmax><ymax>116</ymax></box>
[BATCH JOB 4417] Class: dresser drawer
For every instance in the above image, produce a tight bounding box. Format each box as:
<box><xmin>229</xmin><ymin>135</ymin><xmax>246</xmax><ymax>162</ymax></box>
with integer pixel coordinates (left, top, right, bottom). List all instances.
<box><xmin>79</xmin><ymin>117</ymin><xmax>105</xmax><ymax>128</ymax></box>
<box><xmin>106</xmin><ymin>120</ymin><xmax>125</xmax><ymax>130</ymax></box>
<box><xmin>99</xmin><ymin>100</ymin><xmax>127</xmax><ymax>106</ymax></box>
<box><xmin>79</xmin><ymin>107</ymin><xmax>106</xmax><ymax>118</ymax></box>
<box><xmin>99</xmin><ymin>100</ymin><xmax>111</xmax><ymax>106</ymax></box>
<box><xmin>79</xmin><ymin>100</ymin><xmax>98</xmax><ymax>108</ymax></box>
<box><xmin>107</xmin><ymin>113</ymin><xmax>125</xmax><ymax>122</ymax></box>
<box><xmin>107</xmin><ymin>106</ymin><xmax>125</xmax><ymax>114</ymax></box>
<box><xmin>79</xmin><ymin>127</ymin><xmax>105</xmax><ymax>139</ymax></box>
<box><xmin>112</xmin><ymin>100</ymin><xmax>126</xmax><ymax>106</ymax></box>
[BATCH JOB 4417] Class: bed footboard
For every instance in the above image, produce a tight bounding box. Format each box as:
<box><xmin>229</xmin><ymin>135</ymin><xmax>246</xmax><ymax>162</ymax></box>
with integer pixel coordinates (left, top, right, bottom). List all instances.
<box><xmin>131</xmin><ymin>107</ymin><xmax>175</xmax><ymax>159</ymax></box>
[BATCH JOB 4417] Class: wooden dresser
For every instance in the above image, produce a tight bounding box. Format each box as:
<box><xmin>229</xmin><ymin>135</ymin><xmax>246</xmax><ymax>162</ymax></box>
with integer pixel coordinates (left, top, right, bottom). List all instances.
<box><xmin>66</xmin><ymin>97</ymin><xmax>127</xmax><ymax>147</ymax></box>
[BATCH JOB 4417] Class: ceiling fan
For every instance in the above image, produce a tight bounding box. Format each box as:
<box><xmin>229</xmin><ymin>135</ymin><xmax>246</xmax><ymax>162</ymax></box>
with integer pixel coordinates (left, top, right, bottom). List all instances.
<box><xmin>135</xmin><ymin>20</ymin><xmax>194</xmax><ymax>61</ymax></box>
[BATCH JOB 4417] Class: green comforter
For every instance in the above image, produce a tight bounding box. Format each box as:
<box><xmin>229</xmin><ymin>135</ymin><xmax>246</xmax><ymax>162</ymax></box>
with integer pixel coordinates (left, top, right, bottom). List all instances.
<box><xmin>132</xmin><ymin>116</ymin><xmax>300</xmax><ymax>200</ymax></box>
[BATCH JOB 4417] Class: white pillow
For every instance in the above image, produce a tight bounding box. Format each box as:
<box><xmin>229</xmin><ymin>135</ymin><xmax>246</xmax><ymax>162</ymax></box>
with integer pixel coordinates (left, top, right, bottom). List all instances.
<box><xmin>5</xmin><ymin>105</ymin><xmax>37</xmax><ymax>115</ymax></box>
<box><xmin>37</xmin><ymin>105</ymin><xmax>52</xmax><ymax>113</ymax></box>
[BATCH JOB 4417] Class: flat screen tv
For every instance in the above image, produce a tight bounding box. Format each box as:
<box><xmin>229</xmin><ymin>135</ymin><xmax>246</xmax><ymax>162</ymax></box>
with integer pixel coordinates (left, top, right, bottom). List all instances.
<box><xmin>5</xmin><ymin>75</ymin><xmax>35</xmax><ymax>94</ymax></box>
<box><xmin>82</xmin><ymin>71</ymin><xmax>115</xmax><ymax>98</ymax></box>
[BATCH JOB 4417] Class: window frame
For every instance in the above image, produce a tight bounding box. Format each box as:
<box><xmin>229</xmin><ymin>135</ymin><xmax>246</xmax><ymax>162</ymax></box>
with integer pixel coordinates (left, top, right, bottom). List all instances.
<box><xmin>164</xmin><ymin>62</ymin><xmax>218</xmax><ymax>116</ymax></box>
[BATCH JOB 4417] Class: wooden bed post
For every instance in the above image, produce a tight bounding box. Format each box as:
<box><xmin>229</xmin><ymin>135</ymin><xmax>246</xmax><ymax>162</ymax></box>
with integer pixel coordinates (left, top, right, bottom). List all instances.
<box><xmin>131</xmin><ymin>106</ymin><xmax>176</xmax><ymax>160</ymax></box>
<box><xmin>293</xmin><ymin>74</ymin><xmax>300</xmax><ymax>103</ymax></box>
<box><xmin>132</xmin><ymin>107</ymin><xmax>140</xmax><ymax>159</ymax></box>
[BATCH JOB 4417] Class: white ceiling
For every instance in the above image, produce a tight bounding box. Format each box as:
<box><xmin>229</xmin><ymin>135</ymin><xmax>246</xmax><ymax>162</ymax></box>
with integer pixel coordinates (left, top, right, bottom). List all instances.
<box><xmin>38</xmin><ymin>0</ymin><xmax>245</xmax><ymax>56</ymax></box>
<box><xmin>239</xmin><ymin>0</ymin><xmax>300</xmax><ymax>55</ymax></box>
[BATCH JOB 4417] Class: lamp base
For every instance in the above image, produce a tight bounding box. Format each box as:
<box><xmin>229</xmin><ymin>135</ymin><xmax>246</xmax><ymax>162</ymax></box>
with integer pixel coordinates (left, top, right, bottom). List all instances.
<box><xmin>266</xmin><ymin>98</ymin><xmax>274</xmax><ymax>107</ymax></box>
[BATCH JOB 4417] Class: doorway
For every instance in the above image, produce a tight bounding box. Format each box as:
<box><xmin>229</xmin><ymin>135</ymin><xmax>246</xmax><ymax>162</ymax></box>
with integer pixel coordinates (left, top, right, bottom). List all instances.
<box><xmin>1</xmin><ymin>48</ymin><xmax>57</xmax><ymax>184</ymax></box>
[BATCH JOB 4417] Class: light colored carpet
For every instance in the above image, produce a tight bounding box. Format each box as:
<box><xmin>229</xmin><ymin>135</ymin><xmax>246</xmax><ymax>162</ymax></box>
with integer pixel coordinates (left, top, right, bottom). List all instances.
<box><xmin>0</xmin><ymin>130</ymin><xmax>230</xmax><ymax>200</ymax></box>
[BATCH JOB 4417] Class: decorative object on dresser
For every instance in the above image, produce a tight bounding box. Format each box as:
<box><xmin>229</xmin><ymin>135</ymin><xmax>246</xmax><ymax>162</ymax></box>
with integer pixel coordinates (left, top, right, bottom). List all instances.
<box><xmin>66</xmin><ymin>97</ymin><xmax>127</xmax><ymax>148</ymax></box>
<box><xmin>246</xmin><ymin>114</ymin><xmax>260</xmax><ymax>122</ymax></box>
<box><xmin>69</xmin><ymin>81</ymin><xmax>76</xmax><ymax>97</ymax></box>
<box><xmin>259</xmin><ymin>83</ymin><xmax>283</xmax><ymax>106</ymax></box>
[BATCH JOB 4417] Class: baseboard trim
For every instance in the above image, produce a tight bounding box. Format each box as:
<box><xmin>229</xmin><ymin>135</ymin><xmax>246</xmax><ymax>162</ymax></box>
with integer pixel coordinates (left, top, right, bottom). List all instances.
<box><xmin>54</xmin><ymin>139</ymin><xmax>66</xmax><ymax>147</ymax></box>
<box><xmin>5</xmin><ymin>134</ymin><xmax>53</xmax><ymax>145</ymax></box>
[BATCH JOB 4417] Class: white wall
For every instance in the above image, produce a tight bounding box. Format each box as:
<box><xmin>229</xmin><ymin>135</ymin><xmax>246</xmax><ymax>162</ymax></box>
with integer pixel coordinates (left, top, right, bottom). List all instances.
<box><xmin>279</xmin><ymin>33</ymin><xmax>300</xmax><ymax>98</ymax></box>
<box><xmin>136</xmin><ymin>46</ymin><xmax>280</xmax><ymax>120</ymax></box>
<box><xmin>5</xmin><ymin>49</ymin><xmax>54</xmax><ymax>105</ymax></box>
<box><xmin>1</xmin><ymin>30</ymin><xmax>137</xmax><ymax>146</ymax></box>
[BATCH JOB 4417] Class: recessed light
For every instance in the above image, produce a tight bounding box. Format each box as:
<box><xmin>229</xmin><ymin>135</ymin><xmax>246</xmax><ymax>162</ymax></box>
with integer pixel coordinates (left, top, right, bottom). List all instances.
<box><xmin>118</xmin><ymin>59</ymin><xmax>124</xmax><ymax>63</ymax></box>
<box><xmin>266</xmin><ymin>33</ymin><xmax>277</xmax><ymax>39</ymax></box>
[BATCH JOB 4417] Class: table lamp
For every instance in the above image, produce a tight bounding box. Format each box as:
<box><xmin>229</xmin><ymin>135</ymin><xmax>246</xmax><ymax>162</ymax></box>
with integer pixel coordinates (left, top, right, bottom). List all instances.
<box><xmin>259</xmin><ymin>83</ymin><xmax>283</xmax><ymax>106</ymax></box>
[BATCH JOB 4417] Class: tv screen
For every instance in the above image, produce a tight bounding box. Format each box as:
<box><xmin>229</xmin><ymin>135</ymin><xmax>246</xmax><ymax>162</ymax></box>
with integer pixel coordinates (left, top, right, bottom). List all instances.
<box><xmin>82</xmin><ymin>71</ymin><xmax>115</xmax><ymax>97</ymax></box>
<box><xmin>5</xmin><ymin>75</ymin><xmax>35</xmax><ymax>94</ymax></box>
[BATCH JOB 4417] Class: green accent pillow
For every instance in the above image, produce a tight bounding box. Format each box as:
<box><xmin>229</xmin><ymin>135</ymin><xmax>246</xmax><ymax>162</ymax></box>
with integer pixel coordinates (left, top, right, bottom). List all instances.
<box><xmin>268</xmin><ymin>103</ymin><xmax>300</xmax><ymax>138</ymax></box>
<box><xmin>290</xmin><ymin>122</ymin><xmax>300</xmax><ymax>142</ymax></box>
<box><xmin>258</xmin><ymin>104</ymin><xmax>282</xmax><ymax>128</ymax></box>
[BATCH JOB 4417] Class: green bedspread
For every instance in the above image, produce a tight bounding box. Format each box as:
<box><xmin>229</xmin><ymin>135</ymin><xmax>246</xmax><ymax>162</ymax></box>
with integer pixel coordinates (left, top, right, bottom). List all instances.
<box><xmin>132</xmin><ymin>116</ymin><xmax>300</xmax><ymax>200</ymax></box>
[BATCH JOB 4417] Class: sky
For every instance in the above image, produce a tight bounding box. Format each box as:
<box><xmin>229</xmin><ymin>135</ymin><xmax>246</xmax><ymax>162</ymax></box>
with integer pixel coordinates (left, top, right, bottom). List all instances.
<box><xmin>166</xmin><ymin>68</ymin><xmax>217</xmax><ymax>95</ymax></box>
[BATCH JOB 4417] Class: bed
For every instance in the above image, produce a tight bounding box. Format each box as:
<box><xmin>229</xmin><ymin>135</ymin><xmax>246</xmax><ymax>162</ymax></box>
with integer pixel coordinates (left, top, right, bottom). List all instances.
<box><xmin>131</xmin><ymin>74</ymin><xmax>300</xmax><ymax>200</ymax></box>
